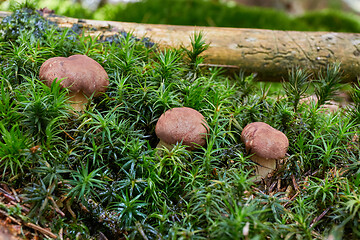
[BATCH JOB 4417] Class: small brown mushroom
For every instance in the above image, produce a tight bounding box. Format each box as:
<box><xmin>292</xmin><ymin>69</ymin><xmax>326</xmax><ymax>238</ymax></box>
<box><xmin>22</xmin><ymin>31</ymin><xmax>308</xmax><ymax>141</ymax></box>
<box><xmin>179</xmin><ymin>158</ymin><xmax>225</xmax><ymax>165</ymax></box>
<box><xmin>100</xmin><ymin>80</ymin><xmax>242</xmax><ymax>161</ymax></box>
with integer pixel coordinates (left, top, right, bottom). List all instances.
<box><xmin>241</xmin><ymin>122</ymin><xmax>289</xmax><ymax>180</ymax></box>
<box><xmin>39</xmin><ymin>55</ymin><xmax>109</xmax><ymax>112</ymax></box>
<box><xmin>155</xmin><ymin>107</ymin><xmax>209</xmax><ymax>150</ymax></box>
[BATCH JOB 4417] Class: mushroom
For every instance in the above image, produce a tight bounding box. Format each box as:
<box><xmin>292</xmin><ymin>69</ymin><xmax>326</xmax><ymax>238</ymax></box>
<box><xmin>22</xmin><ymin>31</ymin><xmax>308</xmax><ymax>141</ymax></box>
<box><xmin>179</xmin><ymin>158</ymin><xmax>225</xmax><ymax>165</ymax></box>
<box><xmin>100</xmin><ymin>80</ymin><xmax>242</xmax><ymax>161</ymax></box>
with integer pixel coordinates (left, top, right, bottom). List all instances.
<box><xmin>39</xmin><ymin>54</ymin><xmax>109</xmax><ymax>112</ymax></box>
<box><xmin>241</xmin><ymin>122</ymin><xmax>289</xmax><ymax>180</ymax></box>
<box><xmin>155</xmin><ymin>107</ymin><xmax>209</xmax><ymax>150</ymax></box>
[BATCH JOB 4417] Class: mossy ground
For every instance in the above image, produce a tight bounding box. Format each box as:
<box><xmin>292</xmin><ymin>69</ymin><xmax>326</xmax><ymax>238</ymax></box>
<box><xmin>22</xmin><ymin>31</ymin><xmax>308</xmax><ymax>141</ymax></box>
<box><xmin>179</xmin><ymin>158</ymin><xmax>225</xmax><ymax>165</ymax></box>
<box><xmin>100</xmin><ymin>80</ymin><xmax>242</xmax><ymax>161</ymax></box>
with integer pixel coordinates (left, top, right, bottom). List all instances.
<box><xmin>0</xmin><ymin>4</ymin><xmax>359</xmax><ymax>240</ymax></box>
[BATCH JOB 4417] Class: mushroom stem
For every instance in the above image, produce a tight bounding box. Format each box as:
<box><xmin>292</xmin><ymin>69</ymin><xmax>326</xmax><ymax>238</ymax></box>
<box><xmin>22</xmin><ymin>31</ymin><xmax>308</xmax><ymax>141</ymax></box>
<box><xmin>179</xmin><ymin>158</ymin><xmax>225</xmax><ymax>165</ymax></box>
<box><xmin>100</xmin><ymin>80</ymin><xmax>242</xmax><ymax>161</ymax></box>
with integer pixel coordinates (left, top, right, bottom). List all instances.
<box><xmin>68</xmin><ymin>92</ymin><xmax>89</xmax><ymax>112</ymax></box>
<box><xmin>251</xmin><ymin>155</ymin><xmax>277</xmax><ymax>180</ymax></box>
<box><xmin>156</xmin><ymin>139</ymin><xmax>174</xmax><ymax>151</ymax></box>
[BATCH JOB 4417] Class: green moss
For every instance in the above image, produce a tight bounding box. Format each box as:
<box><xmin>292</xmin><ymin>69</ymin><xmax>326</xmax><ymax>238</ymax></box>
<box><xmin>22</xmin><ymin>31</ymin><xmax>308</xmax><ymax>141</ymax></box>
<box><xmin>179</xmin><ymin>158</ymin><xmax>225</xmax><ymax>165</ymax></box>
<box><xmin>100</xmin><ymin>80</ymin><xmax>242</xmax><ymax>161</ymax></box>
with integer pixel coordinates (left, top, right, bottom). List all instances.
<box><xmin>296</xmin><ymin>9</ymin><xmax>360</xmax><ymax>32</ymax></box>
<box><xmin>0</xmin><ymin>7</ymin><xmax>51</xmax><ymax>41</ymax></box>
<box><xmin>94</xmin><ymin>0</ymin><xmax>360</xmax><ymax>32</ymax></box>
<box><xmin>1</xmin><ymin>6</ymin><xmax>360</xmax><ymax>239</ymax></box>
<box><xmin>3</xmin><ymin>0</ymin><xmax>360</xmax><ymax>32</ymax></box>
<box><xmin>96</xmin><ymin>0</ymin><xmax>300</xmax><ymax>30</ymax></box>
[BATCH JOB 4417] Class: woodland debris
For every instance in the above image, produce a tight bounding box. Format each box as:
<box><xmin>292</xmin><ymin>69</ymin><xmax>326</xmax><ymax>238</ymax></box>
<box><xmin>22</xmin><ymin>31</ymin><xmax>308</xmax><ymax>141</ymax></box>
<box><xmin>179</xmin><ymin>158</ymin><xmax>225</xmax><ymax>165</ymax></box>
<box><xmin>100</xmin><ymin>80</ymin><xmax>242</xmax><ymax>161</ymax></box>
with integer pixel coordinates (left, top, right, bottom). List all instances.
<box><xmin>0</xmin><ymin>184</ymin><xmax>58</xmax><ymax>239</ymax></box>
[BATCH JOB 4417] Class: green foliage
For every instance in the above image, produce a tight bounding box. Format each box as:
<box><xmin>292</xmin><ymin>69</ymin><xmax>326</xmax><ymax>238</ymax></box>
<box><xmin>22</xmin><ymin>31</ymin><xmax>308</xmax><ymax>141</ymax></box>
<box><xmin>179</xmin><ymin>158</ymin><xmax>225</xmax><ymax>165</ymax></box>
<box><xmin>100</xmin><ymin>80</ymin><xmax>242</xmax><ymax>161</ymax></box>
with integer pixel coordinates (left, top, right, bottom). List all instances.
<box><xmin>94</xmin><ymin>0</ymin><xmax>297</xmax><ymax>30</ymax></box>
<box><xmin>283</xmin><ymin>67</ymin><xmax>312</xmax><ymax>112</ymax></box>
<box><xmin>314</xmin><ymin>63</ymin><xmax>343</xmax><ymax>108</ymax></box>
<box><xmin>66</xmin><ymin>161</ymin><xmax>106</xmax><ymax>204</ymax></box>
<box><xmin>0</xmin><ymin>80</ymin><xmax>20</xmax><ymax>125</ymax></box>
<box><xmin>6</xmin><ymin>0</ymin><xmax>360</xmax><ymax>33</ymax></box>
<box><xmin>0</xmin><ymin>123</ymin><xmax>30</xmax><ymax>178</ymax></box>
<box><xmin>105</xmin><ymin>2</ymin><xmax>360</xmax><ymax>33</ymax></box>
<box><xmin>24</xmin><ymin>178</ymin><xmax>59</xmax><ymax>223</ymax></box>
<box><xmin>305</xmin><ymin>174</ymin><xmax>345</xmax><ymax>208</ymax></box>
<box><xmin>0</xmin><ymin>5</ymin><xmax>359</xmax><ymax>240</ymax></box>
<box><xmin>184</xmin><ymin>31</ymin><xmax>209</xmax><ymax>73</ymax></box>
<box><xmin>110</xmin><ymin>191</ymin><xmax>147</xmax><ymax>229</ymax></box>
<box><xmin>19</xmin><ymin>77</ymin><xmax>69</xmax><ymax>143</ymax></box>
<box><xmin>298</xmin><ymin>9</ymin><xmax>360</xmax><ymax>32</ymax></box>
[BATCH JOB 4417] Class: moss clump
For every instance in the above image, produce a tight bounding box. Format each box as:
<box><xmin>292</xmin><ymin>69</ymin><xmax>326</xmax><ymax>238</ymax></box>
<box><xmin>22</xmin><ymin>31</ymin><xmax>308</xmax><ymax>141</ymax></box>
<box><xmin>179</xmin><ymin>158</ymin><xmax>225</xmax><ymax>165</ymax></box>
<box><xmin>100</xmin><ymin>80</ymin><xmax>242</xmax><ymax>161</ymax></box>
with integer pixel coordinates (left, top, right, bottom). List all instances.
<box><xmin>297</xmin><ymin>9</ymin><xmax>360</xmax><ymax>32</ymax></box>
<box><xmin>0</xmin><ymin>7</ymin><xmax>50</xmax><ymax>40</ymax></box>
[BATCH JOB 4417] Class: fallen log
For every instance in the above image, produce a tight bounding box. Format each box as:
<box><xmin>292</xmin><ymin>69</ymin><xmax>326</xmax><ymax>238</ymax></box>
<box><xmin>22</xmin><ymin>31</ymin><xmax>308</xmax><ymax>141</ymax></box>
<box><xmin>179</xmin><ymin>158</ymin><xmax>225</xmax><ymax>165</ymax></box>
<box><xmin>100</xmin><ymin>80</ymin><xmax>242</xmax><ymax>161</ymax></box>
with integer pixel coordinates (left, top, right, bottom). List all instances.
<box><xmin>1</xmin><ymin>11</ymin><xmax>360</xmax><ymax>82</ymax></box>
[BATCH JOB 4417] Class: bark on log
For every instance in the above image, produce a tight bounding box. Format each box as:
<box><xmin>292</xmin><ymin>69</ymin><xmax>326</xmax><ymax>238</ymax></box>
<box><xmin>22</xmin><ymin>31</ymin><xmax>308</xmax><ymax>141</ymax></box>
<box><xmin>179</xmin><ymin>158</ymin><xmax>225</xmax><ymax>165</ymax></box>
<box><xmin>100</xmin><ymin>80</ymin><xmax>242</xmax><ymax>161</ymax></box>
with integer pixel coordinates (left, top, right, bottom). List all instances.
<box><xmin>1</xmin><ymin>11</ymin><xmax>360</xmax><ymax>82</ymax></box>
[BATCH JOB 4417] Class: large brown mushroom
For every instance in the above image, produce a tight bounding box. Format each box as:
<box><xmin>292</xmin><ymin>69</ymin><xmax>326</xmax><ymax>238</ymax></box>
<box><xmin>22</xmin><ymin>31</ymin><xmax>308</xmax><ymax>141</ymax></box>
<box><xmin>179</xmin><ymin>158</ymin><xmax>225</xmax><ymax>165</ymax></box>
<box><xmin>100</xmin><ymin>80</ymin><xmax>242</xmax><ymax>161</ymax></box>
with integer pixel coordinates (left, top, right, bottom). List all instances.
<box><xmin>155</xmin><ymin>107</ymin><xmax>209</xmax><ymax>150</ymax></box>
<box><xmin>39</xmin><ymin>55</ymin><xmax>109</xmax><ymax>112</ymax></box>
<box><xmin>241</xmin><ymin>122</ymin><xmax>289</xmax><ymax>180</ymax></box>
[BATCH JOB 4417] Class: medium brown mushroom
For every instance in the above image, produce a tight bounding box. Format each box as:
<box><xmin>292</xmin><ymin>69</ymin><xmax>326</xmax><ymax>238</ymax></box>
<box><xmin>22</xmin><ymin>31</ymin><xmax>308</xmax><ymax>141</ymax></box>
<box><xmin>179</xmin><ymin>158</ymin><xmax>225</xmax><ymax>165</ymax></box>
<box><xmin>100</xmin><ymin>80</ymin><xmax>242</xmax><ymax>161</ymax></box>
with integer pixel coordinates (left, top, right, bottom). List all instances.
<box><xmin>241</xmin><ymin>122</ymin><xmax>289</xmax><ymax>180</ymax></box>
<box><xmin>155</xmin><ymin>107</ymin><xmax>209</xmax><ymax>150</ymax></box>
<box><xmin>39</xmin><ymin>55</ymin><xmax>109</xmax><ymax>112</ymax></box>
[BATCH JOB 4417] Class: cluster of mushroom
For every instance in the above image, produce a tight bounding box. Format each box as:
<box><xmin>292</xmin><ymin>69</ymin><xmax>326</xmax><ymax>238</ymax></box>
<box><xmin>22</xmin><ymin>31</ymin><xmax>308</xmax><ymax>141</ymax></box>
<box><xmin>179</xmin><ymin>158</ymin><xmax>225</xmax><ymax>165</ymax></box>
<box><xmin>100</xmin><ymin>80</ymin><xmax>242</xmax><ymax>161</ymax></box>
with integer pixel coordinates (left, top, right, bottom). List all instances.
<box><xmin>39</xmin><ymin>54</ymin><xmax>288</xmax><ymax>181</ymax></box>
<box><xmin>154</xmin><ymin>108</ymin><xmax>289</xmax><ymax>180</ymax></box>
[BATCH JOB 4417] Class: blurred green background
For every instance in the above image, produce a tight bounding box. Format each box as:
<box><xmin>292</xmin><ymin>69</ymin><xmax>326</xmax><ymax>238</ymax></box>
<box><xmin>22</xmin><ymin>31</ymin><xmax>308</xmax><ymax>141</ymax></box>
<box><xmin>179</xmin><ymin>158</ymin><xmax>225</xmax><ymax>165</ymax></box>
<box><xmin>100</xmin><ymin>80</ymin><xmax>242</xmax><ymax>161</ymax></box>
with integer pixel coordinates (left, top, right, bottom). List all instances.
<box><xmin>1</xmin><ymin>0</ymin><xmax>360</xmax><ymax>32</ymax></box>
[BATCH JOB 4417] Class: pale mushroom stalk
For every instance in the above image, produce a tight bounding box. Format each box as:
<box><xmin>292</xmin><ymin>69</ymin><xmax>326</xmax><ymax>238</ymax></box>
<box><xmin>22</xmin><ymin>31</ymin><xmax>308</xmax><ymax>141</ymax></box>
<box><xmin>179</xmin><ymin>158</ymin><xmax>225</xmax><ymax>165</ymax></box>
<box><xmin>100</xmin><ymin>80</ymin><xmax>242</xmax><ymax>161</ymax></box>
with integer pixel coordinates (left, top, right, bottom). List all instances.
<box><xmin>156</xmin><ymin>139</ymin><xmax>175</xmax><ymax>150</ymax></box>
<box><xmin>67</xmin><ymin>91</ymin><xmax>89</xmax><ymax>112</ymax></box>
<box><xmin>250</xmin><ymin>155</ymin><xmax>277</xmax><ymax>179</ymax></box>
<box><xmin>241</xmin><ymin>122</ymin><xmax>289</xmax><ymax>181</ymax></box>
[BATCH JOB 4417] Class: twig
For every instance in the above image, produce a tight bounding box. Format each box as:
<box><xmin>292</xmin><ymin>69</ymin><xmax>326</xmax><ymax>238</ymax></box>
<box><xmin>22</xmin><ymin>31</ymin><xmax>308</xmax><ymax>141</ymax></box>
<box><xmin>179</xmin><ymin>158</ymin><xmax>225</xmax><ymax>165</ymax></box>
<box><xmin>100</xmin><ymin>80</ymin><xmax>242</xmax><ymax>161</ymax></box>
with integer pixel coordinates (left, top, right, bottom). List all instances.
<box><xmin>98</xmin><ymin>232</ymin><xmax>108</xmax><ymax>240</ymax></box>
<box><xmin>0</xmin><ymin>204</ymin><xmax>58</xmax><ymax>239</ymax></box>
<box><xmin>0</xmin><ymin>188</ymin><xmax>16</xmax><ymax>202</ymax></box>
<box><xmin>311</xmin><ymin>169</ymin><xmax>320</xmax><ymax>176</ymax></box>
<box><xmin>277</xmin><ymin>179</ymin><xmax>281</xmax><ymax>191</ymax></box>
<box><xmin>310</xmin><ymin>207</ymin><xmax>331</xmax><ymax>228</ymax></box>
<box><xmin>58</xmin><ymin>228</ymin><xmax>64</xmax><ymax>240</ymax></box>
<box><xmin>0</xmin><ymin>209</ymin><xmax>21</xmax><ymax>225</ymax></box>
<box><xmin>59</xmin><ymin>126</ymin><xmax>75</xmax><ymax>140</ymax></box>
<box><xmin>268</xmin><ymin>181</ymin><xmax>277</xmax><ymax>193</ymax></box>
<box><xmin>79</xmin><ymin>202</ymin><xmax>90</xmax><ymax>213</ymax></box>
<box><xmin>11</xmin><ymin>188</ymin><xmax>20</xmax><ymax>203</ymax></box>
<box><xmin>0</xmin><ymin>184</ymin><xmax>11</xmax><ymax>193</ymax></box>
<box><xmin>283</xmin><ymin>191</ymin><xmax>300</xmax><ymax>208</ymax></box>
<box><xmin>111</xmin><ymin>102</ymin><xmax>123</xmax><ymax>112</ymax></box>
<box><xmin>0</xmin><ymin>186</ymin><xmax>30</xmax><ymax>213</ymax></box>
<box><xmin>8</xmin><ymin>174</ymin><xmax>21</xmax><ymax>182</ymax></box>
<box><xmin>66</xmin><ymin>198</ymin><xmax>76</xmax><ymax>219</ymax></box>
<box><xmin>252</xmin><ymin>187</ymin><xmax>265</xmax><ymax>195</ymax></box>
<box><xmin>24</xmin><ymin>222</ymin><xmax>58</xmax><ymax>239</ymax></box>
<box><xmin>136</xmin><ymin>222</ymin><xmax>149</xmax><ymax>240</ymax></box>
<box><xmin>48</xmin><ymin>196</ymin><xmax>65</xmax><ymax>217</ymax></box>
<box><xmin>292</xmin><ymin>175</ymin><xmax>299</xmax><ymax>191</ymax></box>
<box><xmin>303</xmin><ymin>170</ymin><xmax>312</xmax><ymax>177</ymax></box>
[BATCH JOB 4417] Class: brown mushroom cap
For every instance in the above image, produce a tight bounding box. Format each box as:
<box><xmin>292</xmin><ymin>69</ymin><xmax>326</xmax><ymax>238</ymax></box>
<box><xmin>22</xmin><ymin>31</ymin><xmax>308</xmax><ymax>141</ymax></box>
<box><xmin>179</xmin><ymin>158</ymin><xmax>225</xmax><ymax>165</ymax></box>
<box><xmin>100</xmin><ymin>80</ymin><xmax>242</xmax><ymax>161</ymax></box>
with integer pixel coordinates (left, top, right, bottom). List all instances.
<box><xmin>155</xmin><ymin>107</ymin><xmax>209</xmax><ymax>149</ymax></box>
<box><xmin>39</xmin><ymin>55</ymin><xmax>109</xmax><ymax>97</ymax></box>
<box><xmin>241</xmin><ymin>122</ymin><xmax>289</xmax><ymax>159</ymax></box>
